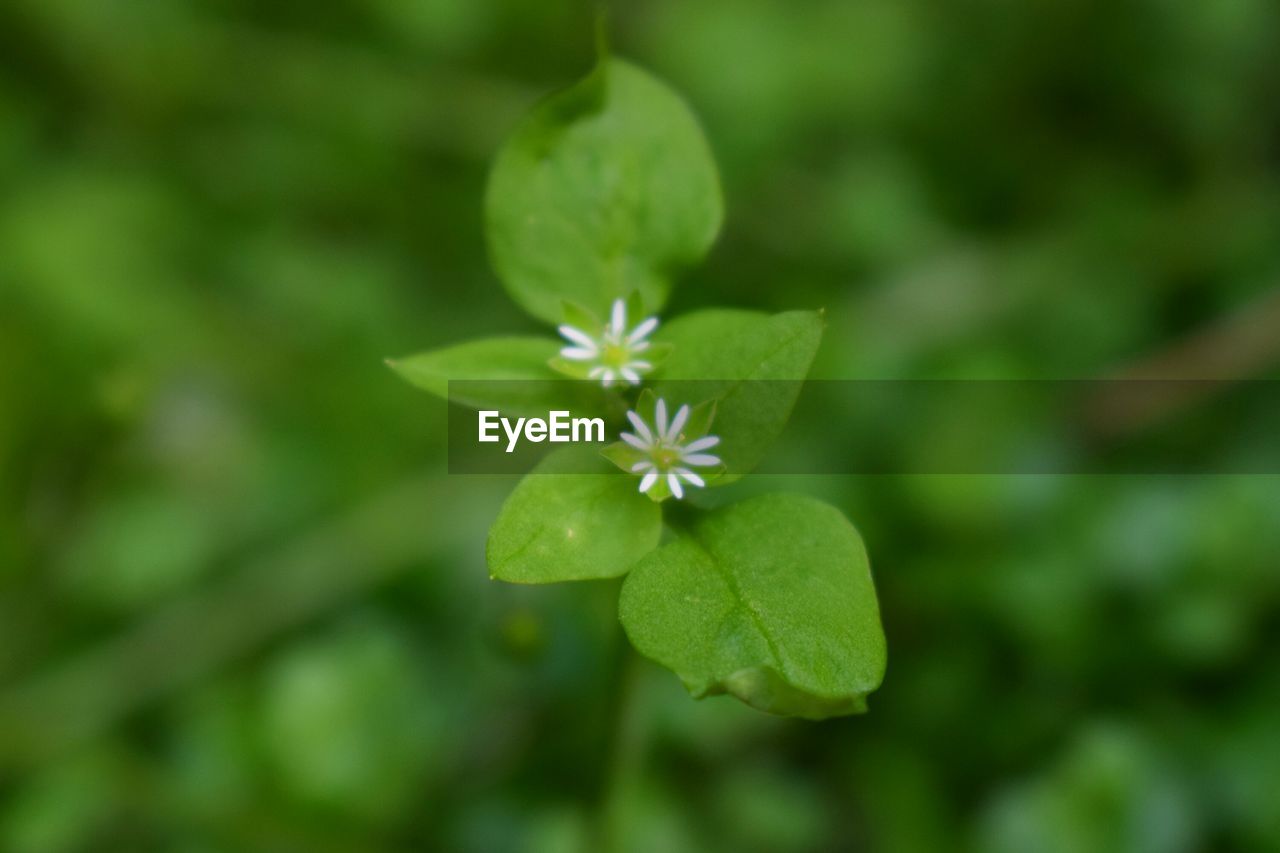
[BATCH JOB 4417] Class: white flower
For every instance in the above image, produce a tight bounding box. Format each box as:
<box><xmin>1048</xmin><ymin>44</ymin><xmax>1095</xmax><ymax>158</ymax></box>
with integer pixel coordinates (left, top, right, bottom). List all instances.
<box><xmin>621</xmin><ymin>398</ymin><xmax>721</xmax><ymax>500</ymax></box>
<box><xmin>558</xmin><ymin>298</ymin><xmax>658</xmax><ymax>387</ymax></box>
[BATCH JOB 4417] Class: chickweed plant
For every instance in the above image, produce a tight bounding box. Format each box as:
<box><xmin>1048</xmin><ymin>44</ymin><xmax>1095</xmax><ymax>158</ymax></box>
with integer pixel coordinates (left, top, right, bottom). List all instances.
<box><xmin>391</xmin><ymin>45</ymin><xmax>885</xmax><ymax>721</ymax></box>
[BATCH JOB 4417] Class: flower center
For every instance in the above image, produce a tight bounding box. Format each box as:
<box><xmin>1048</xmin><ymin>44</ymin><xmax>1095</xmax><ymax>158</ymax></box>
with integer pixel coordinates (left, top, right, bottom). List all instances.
<box><xmin>601</xmin><ymin>342</ymin><xmax>630</xmax><ymax>367</ymax></box>
<box><xmin>652</xmin><ymin>446</ymin><xmax>681</xmax><ymax>469</ymax></box>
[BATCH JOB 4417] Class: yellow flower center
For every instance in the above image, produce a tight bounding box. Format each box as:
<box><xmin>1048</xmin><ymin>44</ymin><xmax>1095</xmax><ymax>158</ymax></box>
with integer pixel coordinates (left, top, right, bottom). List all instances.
<box><xmin>653</xmin><ymin>446</ymin><xmax>681</xmax><ymax>469</ymax></box>
<box><xmin>601</xmin><ymin>342</ymin><xmax>629</xmax><ymax>367</ymax></box>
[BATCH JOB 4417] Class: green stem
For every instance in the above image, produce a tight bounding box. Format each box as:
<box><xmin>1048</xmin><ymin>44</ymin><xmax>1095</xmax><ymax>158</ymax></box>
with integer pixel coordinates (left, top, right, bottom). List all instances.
<box><xmin>596</xmin><ymin>626</ymin><xmax>646</xmax><ymax>852</ymax></box>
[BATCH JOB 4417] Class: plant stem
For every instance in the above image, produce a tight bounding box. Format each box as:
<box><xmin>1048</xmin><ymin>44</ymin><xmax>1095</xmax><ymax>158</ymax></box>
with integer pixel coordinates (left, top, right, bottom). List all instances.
<box><xmin>596</xmin><ymin>622</ymin><xmax>647</xmax><ymax>852</ymax></box>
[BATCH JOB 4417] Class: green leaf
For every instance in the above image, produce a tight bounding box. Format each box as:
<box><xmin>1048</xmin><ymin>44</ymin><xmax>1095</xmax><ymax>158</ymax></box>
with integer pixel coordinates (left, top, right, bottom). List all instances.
<box><xmin>560</xmin><ymin>299</ymin><xmax>604</xmax><ymax>335</ymax></box>
<box><xmin>619</xmin><ymin>493</ymin><xmax>886</xmax><ymax>719</ymax></box>
<box><xmin>654</xmin><ymin>310</ymin><xmax>823</xmax><ymax>479</ymax></box>
<box><xmin>486</xmin><ymin>58</ymin><xmax>723</xmax><ymax>324</ymax></box>
<box><xmin>487</xmin><ymin>447</ymin><xmax>662</xmax><ymax>583</ymax></box>
<box><xmin>388</xmin><ymin>337</ymin><xmax>606</xmax><ymax>417</ymax></box>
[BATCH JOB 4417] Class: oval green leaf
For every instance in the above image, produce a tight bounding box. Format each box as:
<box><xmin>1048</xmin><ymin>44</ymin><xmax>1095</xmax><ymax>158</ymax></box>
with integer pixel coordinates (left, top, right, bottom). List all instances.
<box><xmin>487</xmin><ymin>448</ymin><xmax>662</xmax><ymax>583</ymax></box>
<box><xmin>619</xmin><ymin>493</ymin><xmax>886</xmax><ymax>719</ymax></box>
<box><xmin>654</xmin><ymin>310</ymin><xmax>823</xmax><ymax>479</ymax></box>
<box><xmin>486</xmin><ymin>59</ymin><xmax>723</xmax><ymax>324</ymax></box>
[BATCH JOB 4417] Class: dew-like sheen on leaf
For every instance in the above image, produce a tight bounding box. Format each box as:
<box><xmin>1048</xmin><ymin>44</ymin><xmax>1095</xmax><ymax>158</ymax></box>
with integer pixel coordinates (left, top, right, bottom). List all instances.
<box><xmin>488</xmin><ymin>448</ymin><xmax>662</xmax><ymax>583</ymax></box>
<box><xmin>619</xmin><ymin>493</ymin><xmax>886</xmax><ymax>719</ymax></box>
<box><xmin>486</xmin><ymin>59</ymin><xmax>723</xmax><ymax>324</ymax></box>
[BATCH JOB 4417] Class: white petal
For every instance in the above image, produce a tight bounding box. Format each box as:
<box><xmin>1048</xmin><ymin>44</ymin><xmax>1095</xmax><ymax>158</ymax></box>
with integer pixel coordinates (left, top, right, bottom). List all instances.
<box><xmin>599</xmin><ymin>370</ymin><xmax>615</xmax><ymax>387</ymax></box>
<box><xmin>588</xmin><ymin>366</ymin><xmax>608</xmax><ymax>379</ymax></box>
<box><xmin>682</xmin><ymin>435</ymin><xmax>720</xmax><ymax>453</ymax></box>
<box><xmin>627</xmin><ymin>316</ymin><xmax>658</xmax><ymax>343</ymax></box>
<box><xmin>619</xmin><ymin>367</ymin><xmax>640</xmax><ymax>384</ymax></box>
<box><xmin>625</xmin><ymin>411</ymin><xmax>653</xmax><ymax>443</ymax></box>
<box><xmin>559</xmin><ymin>346</ymin><xmax>596</xmax><ymax>360</ymax></box>
<box><xmin>610</xmin><ymin>299</ymin><xmax>626</xmax><ymax>333</ymax></box>
<box><xmin>620</xmin><ymin>432</ymin><xmax>651</xmax><ymax>451</ymax></box>
<box><xmin>665</xmin><ymin>404</ymin><xmax>689</xmax><ymax>441</ymax></box>
<box><xmin>667</xmin><ymin>473</ymin><xmax>684</xmax><ymax>499</ymax></box>
<box><xmin>558</xmin><ymin>325</ymin><xmax>597</xmax><ymax>350</ymax></box>
<box><xmin>655</xmin><ymin>398</ymin><xmax>668</xmax><ymax>437</ymax></box>
<box><xmin>675</xmin><ymin>467</ymin><xmax>705</xmax><ymax>487</ymax></box>
<box><xmin>630</xmin><ymin>341</ymin><xmax>651</xmax><ymax>353</ymax></box>
<box><xmin>627</xmin><ymin>360</ymin><xmax>653</xmax><ymax>371</ymax></box>
<box><xmin>681</xmin><ymin>453</ymin><xmax>721</xmax><ymax>467</ymax></box>
<box><xmin>630</xmin><ymin>461</ymin><xmax>654</xmax><ymax>472</ymax></box>
<box><xmin>638</xmin><ymin>470</ymin><xmax>658</xmax><ymax>493</ymax></box>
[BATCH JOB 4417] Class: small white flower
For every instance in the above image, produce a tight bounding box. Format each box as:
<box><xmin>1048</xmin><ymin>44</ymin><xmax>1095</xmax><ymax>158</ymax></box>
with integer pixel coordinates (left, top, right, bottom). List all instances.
<box><xmin>558</xmin><ymin>298</ymin><xmax>658</xmax><ymax>387</ymax></box>
<box><xmin>621</xmin><ymin>398</ymin><xmax>721</xmax><ymax>499</ymax></box>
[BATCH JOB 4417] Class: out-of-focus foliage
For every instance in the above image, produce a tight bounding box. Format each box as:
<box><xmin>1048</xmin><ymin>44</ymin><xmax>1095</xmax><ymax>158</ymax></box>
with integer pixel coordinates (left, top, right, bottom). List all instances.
<box><xmin>1</xmin><ymin>0</ymin><xmax>1278</xmax><ymax>850</ymax></box>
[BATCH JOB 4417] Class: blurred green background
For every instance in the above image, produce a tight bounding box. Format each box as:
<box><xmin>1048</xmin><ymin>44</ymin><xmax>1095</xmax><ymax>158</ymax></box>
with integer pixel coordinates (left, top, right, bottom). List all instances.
<box><xmin>2</xmin><ymin>0</ymin><xmax>1280</xmax><ymax>850</ymax></box>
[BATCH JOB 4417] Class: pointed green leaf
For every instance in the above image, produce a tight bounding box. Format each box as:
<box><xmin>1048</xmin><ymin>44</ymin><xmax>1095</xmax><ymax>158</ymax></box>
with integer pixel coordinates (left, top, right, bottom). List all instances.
<box><xmin>619</xmin><ymin>493</ymin><xmax>886</xmax><ymax>719</ymax></box>
<box><xmin>624</xmin><ymin>290</ymin><xmax>647</xmax><ymax>327</ymax></box>
<box><xmin>388</xmin><ymin>337</ymin><xmax>606</xmax><ymax>417</ymax></box>
<box><xmin>601</xmin><ymin>441</ymin><xmax>650</xmax><ymax>476</ymax></box>
<box><xmin>654</xmin><ymin>310</ymin><xmax>823</xmax><ymax>480</ymax></box>
<box><xmin>487</xmin><ymin>448</ymin><xmax>661</xmax><ymax>583</ymax></box>
<box><xmin>486</xmin><ymin>59</ymin><xmax>723</xmax><ymax>324</ymax></box>
<box><xmin>560</xmin><ymin>300</ymin><xmax>604</xmax><ymax>335</ymax></box>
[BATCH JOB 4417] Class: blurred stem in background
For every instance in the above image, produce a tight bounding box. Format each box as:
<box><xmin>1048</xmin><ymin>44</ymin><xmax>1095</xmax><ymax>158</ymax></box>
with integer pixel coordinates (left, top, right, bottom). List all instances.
<box><xmin>597</xmin><ymin>612</ymin><xmax>647</xmax><ymax>853</ymax></box>
<box><xmin>0</xmin><ymin>472</ymin><xmax>482</xmax><ymax>772</ymax></box>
